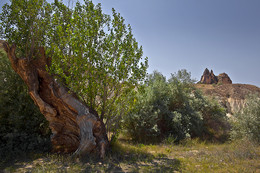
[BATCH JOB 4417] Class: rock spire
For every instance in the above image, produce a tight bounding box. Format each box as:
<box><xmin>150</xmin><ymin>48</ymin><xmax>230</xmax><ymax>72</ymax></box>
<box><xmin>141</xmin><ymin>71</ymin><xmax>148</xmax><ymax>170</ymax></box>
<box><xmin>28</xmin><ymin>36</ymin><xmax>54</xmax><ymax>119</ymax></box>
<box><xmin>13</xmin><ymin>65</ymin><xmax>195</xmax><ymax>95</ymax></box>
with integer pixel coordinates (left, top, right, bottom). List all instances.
<box><xmin>199</xmin><ymin>68</ymin><xmax>232</xmax><ymax>84</ymax></box>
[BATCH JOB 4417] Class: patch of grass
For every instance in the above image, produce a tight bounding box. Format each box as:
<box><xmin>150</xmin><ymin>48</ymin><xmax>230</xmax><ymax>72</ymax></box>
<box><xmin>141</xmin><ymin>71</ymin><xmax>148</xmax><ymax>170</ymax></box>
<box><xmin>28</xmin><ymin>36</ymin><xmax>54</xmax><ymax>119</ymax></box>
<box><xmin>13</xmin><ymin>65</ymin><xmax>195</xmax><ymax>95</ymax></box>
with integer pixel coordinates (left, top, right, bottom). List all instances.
<box><xmin>1</xmin><ymin>139</ymin><xmax>259</xmax><ymax>172</ymax></box>
<box><xmin>173</xmin><ymin>139</ymin><xmax>260</xmax><ymax>173</ymax></box>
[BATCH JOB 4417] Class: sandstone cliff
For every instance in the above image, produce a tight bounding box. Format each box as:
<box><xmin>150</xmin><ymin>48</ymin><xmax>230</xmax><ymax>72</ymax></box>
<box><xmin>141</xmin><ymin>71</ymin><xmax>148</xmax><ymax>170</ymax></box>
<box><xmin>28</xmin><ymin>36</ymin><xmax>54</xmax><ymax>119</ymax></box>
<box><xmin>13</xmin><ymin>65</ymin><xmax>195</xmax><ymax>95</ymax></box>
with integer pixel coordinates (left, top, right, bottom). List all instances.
<box><xmin>195</xmin><ymin>84</ymin><xmax>260</xmax><ymax>115</ymax></box>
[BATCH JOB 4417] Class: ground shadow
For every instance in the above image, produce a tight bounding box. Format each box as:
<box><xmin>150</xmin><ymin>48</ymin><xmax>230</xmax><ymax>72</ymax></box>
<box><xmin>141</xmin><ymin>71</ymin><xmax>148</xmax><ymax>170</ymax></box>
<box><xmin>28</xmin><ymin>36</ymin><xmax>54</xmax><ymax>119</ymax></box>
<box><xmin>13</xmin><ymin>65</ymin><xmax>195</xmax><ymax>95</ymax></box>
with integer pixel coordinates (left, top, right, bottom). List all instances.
<box><xmin>80</xmin><ymin>141</ymin><xmax>181</xmax><ymax>172</ymax></box>
<box><xmin>0</xmin><ymin>151</ymin><xmax>46</xmax><ymax>172</ymax></box>
<box><xmin>0</xmin><ymin>141</ymin><xmax>181</xmax><ymax>173</ymax></box>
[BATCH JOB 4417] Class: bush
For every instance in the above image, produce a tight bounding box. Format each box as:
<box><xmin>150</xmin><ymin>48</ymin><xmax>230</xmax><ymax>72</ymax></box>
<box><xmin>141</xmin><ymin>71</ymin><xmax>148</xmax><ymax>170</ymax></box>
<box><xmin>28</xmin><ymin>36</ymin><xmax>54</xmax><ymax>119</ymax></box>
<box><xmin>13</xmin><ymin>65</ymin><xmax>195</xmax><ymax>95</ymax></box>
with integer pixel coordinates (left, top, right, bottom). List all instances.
<box><xmin>124</xmin><ymin>70</ymin><xmax>228</xmax><ymax>143</ymax></box>
<box><xmin>124</xmin><ymin>72</ymin><xmax>167</xmax><ymax>142</ymax></box>
<box><xmin>230</xmin><ymin>94</ymin><xmax>260</xmax><ymax>144</ymax></box>
<box><xmin>0</xmin><ymin>50</ymin><xmax>51</xmax><ymax>159</ymax></box>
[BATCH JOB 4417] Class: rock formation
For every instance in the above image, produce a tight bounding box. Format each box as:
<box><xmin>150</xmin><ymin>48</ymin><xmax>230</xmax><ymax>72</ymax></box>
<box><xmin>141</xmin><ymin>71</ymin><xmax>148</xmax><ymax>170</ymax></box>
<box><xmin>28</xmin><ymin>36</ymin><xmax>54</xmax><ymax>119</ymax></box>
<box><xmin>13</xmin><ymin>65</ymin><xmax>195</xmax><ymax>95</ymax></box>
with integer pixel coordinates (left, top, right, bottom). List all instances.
<box><xmin>200</xmin><ymin>68</ymin><xmax>218</xmax><ymax>84</ymax></box>
<box><xmin>0</xmin><ymin>40</ymin><xmax>108</xmax><ymax>158</ymax></box>
<box><xmin>218</xmin><ymin>73</ymin><xmax>232</xmax><ymax>84</ymax></box>
<box><xmin>199</xmin><ymin>68</ymin><xmax>232</xmax><ymax>85</ymax></box>
<box><xmin>196</xmin><ymin>68</ymin><xmax>260</xmax><ymax>115</ymax></box>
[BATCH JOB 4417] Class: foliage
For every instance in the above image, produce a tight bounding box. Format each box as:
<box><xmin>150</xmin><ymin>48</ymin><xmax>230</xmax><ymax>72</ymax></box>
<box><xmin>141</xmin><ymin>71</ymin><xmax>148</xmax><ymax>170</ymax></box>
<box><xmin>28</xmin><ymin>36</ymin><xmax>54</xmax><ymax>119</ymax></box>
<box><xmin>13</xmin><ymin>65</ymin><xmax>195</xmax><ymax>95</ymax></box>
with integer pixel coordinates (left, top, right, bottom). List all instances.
<box><xmin>0</xmin><ymin>0</ymin><xmax>148</xmax><ymax>139</ymax></box>
<box><xmin>0</xmin><ymin>50</ymin><xmax>51</xmax><ymax>159</ymax></box>
<box><xmin>0</xmin><ymin>0</ymin><xmax>52</xmax><ymax>58</ymax></box>
<box><xmin>230</xmin><ymin>94</ymin><xmax>260</xmax><ymax>144</ymax></box>
<box><xmin>124</xmin><ymin>70</ymin><xmax>228</xmax><ymax>143</ymax></box>
<box><xmin>124</xmin><ymin>71</ymin><xmax>167</xmax><ymax>142</ymax></box>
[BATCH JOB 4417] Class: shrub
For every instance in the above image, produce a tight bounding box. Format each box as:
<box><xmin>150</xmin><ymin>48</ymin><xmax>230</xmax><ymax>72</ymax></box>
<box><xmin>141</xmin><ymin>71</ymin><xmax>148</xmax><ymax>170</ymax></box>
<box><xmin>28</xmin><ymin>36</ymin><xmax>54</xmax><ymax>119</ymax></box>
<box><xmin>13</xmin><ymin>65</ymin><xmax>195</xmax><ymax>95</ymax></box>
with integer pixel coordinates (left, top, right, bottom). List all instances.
<box><xmin>230</xmin><ymin>94</ymin><xmax>260</xmax><ymax>144</ymax></box>
<box><xmin>123</xmin><ymin>72</ymin><xmax>166</xmax><ymax>142</ymax></box>
<box><xmin>124</xmin><ymin>70</ymin><xmax>228</xmax><ymax>143</ymax></box>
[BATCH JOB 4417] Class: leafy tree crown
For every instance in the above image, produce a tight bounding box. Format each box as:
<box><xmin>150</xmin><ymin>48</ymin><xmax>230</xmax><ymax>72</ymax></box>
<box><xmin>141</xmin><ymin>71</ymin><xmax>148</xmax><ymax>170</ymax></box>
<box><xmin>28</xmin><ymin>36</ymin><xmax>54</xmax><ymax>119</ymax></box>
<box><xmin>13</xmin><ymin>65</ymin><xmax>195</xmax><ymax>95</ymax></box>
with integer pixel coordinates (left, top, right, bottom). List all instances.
<box><xmin>0</xmin><ymin>0</ymin><xmax>148</xmax><ymax>136</ymax></box>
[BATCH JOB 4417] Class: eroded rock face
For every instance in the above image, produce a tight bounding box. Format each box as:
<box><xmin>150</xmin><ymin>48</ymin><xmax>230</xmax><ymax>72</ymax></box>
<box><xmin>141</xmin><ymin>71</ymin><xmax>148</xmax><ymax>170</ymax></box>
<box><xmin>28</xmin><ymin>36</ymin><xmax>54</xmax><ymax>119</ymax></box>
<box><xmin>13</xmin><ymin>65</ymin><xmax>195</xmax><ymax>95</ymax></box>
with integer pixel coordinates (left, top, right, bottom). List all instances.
<box><xmin>218</xmin><ymin>73</ymin><xmax>232</xmax><ymax>84</ymax></box>
<box><xmin>226</xmin><ymin>98</ymin><xmax>245</xmax><ymax>114</ymax></box>
<box><xmin>200</xmin><ymin>68</ymin><xmax>218</xmax><ymax>84</ymax></box>
<box><xmin>195</xmin><ymin>83</ymin><xmax>260</xmax><ymax>115</ymax></box>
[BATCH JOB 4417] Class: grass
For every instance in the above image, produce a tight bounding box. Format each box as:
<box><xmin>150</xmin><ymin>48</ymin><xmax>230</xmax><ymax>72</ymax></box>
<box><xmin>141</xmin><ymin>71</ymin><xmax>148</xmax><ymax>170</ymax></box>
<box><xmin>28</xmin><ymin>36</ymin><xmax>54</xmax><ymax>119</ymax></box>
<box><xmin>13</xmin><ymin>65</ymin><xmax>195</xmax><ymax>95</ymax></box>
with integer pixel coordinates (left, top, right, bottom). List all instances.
<box><xmin>176</xmin><ymin>139</ymin><xmax>260</xmax><ymax>172</ymax></box>
<box><xmin>1</xmin><ymin>139</ymin><xmax>259</xmax><ymax>173</ymax></box>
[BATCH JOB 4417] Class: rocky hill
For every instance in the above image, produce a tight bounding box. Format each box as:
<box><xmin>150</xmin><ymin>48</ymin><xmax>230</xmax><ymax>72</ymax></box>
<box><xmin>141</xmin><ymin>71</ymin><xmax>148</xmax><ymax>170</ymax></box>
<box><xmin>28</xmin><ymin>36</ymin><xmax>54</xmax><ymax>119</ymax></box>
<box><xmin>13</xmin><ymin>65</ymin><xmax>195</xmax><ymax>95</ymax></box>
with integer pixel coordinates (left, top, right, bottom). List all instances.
<box><xmin>196</xmin><ymin>69</ymin><xmax>260</xmax><ymax>115</ymax></box>
<box><xmin>196</xmin><ymin>84</ymin><xmax>260</xmax><ymax>115</ymax></box>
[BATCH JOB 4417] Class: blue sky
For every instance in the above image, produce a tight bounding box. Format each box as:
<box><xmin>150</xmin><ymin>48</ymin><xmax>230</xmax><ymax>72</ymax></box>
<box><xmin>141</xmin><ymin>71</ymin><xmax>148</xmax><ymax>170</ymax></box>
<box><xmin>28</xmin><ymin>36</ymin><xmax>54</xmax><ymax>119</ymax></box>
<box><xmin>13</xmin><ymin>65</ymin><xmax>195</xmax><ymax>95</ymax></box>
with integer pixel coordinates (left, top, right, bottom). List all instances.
<box><xmin>91</xmin><ymin>0</ymin><xmax>260</xmax><ymax>86</ymax></box>
<box><xmin>1</xmin><ymin>0</ymin><xmax>260</xmax><ymax>86</ymax></box>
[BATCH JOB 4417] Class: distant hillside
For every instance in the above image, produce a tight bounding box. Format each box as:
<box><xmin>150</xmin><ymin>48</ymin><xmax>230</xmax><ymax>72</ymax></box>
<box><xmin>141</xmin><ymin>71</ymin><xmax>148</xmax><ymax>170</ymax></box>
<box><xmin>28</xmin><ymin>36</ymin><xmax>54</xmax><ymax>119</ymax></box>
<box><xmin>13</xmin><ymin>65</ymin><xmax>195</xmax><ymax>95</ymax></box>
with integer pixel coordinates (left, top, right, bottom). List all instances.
<box><xmin>195</xmin><ymin>83</ymin><xmax>260</xmax><ymax>115</ymax></box>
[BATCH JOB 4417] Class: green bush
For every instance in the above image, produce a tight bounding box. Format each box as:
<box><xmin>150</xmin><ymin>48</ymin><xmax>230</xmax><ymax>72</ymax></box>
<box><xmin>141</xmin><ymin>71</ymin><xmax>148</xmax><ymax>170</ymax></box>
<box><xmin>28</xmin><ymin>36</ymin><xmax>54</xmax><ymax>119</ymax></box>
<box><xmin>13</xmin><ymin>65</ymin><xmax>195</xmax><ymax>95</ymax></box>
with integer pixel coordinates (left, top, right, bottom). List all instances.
<box><xmin>124</xmin><ymin>70</ymin><xmax>228</xmax><ymax>143</ymax></box>
<box><xmin>230</xmin><ymin>94</ymin><xmax>260</xmax><ymax>144</ymax></box>
<box><xmin>124</xmin><ymin>72</ymin><xmax>166</xmax><ymax>142</ymax></box>
<box><xmin>0</xmin><ymin>50</ymin><xmax>51</xmax><ymax>159</ymax></box>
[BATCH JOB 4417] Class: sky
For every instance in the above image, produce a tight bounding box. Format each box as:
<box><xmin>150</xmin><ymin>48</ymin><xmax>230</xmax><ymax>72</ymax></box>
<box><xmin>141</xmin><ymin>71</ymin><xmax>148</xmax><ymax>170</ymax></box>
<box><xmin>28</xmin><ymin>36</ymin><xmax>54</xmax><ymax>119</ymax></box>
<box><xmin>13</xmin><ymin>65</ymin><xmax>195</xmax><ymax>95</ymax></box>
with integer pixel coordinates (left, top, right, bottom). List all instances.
<box><xmin>1</xmin><ymin>0</ymin><xmax>260</xmax><ymax>86</ymax></box>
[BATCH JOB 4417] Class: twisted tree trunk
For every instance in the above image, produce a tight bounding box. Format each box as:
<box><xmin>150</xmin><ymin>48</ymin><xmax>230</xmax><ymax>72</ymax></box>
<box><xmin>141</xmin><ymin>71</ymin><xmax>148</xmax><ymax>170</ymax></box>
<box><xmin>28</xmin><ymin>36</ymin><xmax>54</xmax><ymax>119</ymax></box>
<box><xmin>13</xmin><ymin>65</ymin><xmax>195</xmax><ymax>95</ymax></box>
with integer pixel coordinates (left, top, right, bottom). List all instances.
<box><xmin>0</xmin><ymin>40</ymin><xmax>108</xmax><ymax>158</ymax></box>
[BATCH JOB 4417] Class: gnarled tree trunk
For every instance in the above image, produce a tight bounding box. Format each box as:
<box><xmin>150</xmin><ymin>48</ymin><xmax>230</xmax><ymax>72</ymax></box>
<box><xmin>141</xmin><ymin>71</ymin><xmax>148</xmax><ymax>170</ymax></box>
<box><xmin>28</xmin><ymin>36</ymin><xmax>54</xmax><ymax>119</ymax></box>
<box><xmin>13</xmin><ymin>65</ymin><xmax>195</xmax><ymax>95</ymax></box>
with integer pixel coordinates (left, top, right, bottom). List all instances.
<box><xmin>0</xmin><ymin>40</ymin><xmax>108</xmax><ymax>158</ymax></box>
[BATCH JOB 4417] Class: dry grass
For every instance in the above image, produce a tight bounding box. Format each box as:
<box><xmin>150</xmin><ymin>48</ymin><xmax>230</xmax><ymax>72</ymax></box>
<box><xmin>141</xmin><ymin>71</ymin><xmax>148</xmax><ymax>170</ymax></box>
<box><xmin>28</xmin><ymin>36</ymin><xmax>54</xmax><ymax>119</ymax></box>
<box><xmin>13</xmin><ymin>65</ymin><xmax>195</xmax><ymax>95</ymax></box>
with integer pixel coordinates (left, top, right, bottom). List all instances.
<box><xmin>1</xmin><ymin>139</ymin><xmax>259</xmax><ymax>173</ymax></box>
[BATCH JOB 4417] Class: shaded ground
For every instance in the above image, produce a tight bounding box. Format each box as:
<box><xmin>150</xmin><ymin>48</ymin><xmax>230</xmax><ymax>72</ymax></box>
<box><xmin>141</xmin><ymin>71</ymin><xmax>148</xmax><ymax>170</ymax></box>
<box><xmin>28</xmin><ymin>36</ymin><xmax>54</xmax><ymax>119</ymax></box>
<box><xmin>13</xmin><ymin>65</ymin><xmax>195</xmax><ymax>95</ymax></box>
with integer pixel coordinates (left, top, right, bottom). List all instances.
<box><xmin>1</xmin><ymin>139</ymin><xmax>260</xmax><ymax>173</ymax></box>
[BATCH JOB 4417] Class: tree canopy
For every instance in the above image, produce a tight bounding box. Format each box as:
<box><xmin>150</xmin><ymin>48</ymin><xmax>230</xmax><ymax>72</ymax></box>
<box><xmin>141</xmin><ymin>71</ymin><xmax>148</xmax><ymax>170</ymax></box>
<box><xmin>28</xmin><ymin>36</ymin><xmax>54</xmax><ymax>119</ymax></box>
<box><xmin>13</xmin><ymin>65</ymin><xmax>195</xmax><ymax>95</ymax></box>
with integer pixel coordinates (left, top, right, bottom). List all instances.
<box><xmin>0</xmin><ymin>0</ymin><xmax>148</xmax><ymax>137</ymax></box>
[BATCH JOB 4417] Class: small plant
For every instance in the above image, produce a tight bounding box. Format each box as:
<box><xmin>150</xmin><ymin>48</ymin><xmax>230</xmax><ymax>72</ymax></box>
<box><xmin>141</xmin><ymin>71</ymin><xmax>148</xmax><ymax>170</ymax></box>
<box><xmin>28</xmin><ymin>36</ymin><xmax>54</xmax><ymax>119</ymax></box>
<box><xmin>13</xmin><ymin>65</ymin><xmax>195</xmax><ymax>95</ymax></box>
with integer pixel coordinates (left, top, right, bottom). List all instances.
<box><xmin>163</xmin><ymin>135</ymin><xmax>177</xmax><ymax>145</ymax></box>
<box><xmin>180</xmin><ymin>138</ymin><xmax>202</xmax><ymax>147</ymax></box>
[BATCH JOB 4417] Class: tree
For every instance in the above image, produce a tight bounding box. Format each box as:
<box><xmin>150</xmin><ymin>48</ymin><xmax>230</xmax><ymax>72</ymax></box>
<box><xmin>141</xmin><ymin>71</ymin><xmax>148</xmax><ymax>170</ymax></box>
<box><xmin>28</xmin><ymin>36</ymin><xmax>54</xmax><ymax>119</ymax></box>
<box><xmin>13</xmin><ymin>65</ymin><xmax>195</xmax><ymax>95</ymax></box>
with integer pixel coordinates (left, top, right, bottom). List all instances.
<box><xmin>0</xmin><ymin>0</ymin><xmax>147</xmax><ymax>158</ymax></box>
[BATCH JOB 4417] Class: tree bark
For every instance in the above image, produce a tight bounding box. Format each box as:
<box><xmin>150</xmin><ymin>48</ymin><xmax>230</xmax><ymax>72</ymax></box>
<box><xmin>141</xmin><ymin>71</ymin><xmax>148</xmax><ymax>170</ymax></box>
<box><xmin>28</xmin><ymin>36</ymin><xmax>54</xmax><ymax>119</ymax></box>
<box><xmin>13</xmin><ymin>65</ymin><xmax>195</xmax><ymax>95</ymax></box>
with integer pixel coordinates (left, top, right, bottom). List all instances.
<box><xmin>0</xmin><ymin>40</ymin><xmax>108</xmax><ymax>158</ymax></box>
